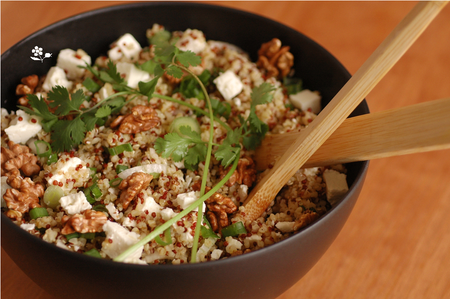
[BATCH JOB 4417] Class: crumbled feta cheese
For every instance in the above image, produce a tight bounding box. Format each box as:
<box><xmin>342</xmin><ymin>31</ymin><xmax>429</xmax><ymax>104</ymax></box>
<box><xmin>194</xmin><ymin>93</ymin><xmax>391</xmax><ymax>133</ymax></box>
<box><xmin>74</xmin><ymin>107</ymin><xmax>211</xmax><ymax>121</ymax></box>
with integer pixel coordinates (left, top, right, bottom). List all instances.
<box><xmin>210</xmin><ymin>249</ymin><xmax>223</xmax><ymax>260</ymax></box>
<box><xmin>160</xmin><ymin>207</ymin><xmax>177</xmax><ymax>221</ymax></box>
<box><xmin>175</xmin><ymin>29</ymin><xmax>206</xmax><ymax>54</ymax></box>
<box><xmin>59</xmin><ymin>191</ymin><xmax>91</xmax><ymax>215</ymax></box>
<box><xmin>131</xmin><ymin>195</ymin><xmax>161</xmax><ymax>217</ymax></box>
<box><xmin>225</xmin><ymin>236</ymin><xmax>242</xmax><ymax>254</ymax></box>
<box><xmin>42</xmin><ymin>66</ymin><xmax>73</xmax><ymax>91</ymax></box>
<box><xmin>105</xmin><ymin>203</ymin><xmax>122</xmax><ymax>221</ymax></box>
<box><xmin>56</xmin><ymin>49</ymin><xmax>91</xmax><ymax>79</ymax></box>
<box><xmin>238</xmin><ymin>184</ymin><xmax>248</xmax><ymax>201</ymax></box>
<box><xmin>20</xmin><ymin>223</ymin><xmax>36</xmax><ymax>231</ymax></box>
<box><xmin>196</xmin><ymin>237</ymin><xmax>217</xmax><ymax>262</ymax></box>
<box><xmin>276</xmin><ymin>221</ymin><xmax>295</xmax><ymax>233</ymax></box>
<box><xmin>43</xmin><ymin>228</ymin><xmax>59</xmax><ymax>243</ymax></box>
<box><xmin>1</xmin><ymin>176</ymin><xmax>11</xmax><ymax>208</ymax></box>
<box><xmin>122</xmin><ymin>217</ymin><xmax>136</xmax><ymax>228</ymax></box>
<box><xmin>102</xmin><ymin>221</ymin><xmax>143</xmax><ymax>261</ymax></box>
<box><xmin>175</xmin><ymin>191</ymin><xmax>204</xmax><ymax>211</ymax></box>
<box><xmin>213</xmin><ymin>70</ymin><xmax>243</xmax><ymax>101</ymax></box>
<box><xmin>323</xmin><ymin>169</ymin><xmax>349</xmax><ymax>205</ymax></box>
<box><xmin>115</xmin><ymin>62</ymin><xmax>151</xmax><ymax>89</ymax></box>
<box><xmin>48</xmin><ymin>157</ymin><xmax>89</xmax><ymax>192</ymax></box>
<box><xmin>118</xmin><ymin>164</ymin><xmax>168</xmax><ymax>180</ymax></box>
<box><xmin>289</xmin><ymin>89</ymin><xmax>321</xmax><ymax>114</ymax></box>
<box><xmin>4</xmin><ymin>110</ymin><xmax>42</xmax><ymax>144</ymax></box>
<box><xmin>98</xmin><ymin>83</ymin><xmax>115</xmax><ymax>101</ymax></box>
<box><xmin>108</xmin><ymin>33</ymin><xmax>142</xmax><ymax>62</ymax></box>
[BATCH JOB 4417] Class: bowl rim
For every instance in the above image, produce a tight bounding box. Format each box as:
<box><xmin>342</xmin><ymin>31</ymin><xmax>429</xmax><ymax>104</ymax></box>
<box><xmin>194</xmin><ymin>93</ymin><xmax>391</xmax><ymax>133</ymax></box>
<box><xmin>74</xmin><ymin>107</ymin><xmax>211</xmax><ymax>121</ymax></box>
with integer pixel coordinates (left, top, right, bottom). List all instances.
<box><xmin>1</xmin><ymin>1</ymin><xmax>370</xmax><ymax>270</ymax></box>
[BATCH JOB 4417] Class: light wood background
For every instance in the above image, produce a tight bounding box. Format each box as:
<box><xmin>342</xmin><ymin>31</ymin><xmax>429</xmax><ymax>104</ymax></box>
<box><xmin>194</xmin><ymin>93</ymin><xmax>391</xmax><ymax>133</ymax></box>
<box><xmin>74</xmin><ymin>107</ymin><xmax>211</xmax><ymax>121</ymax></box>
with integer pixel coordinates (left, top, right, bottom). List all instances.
<box><xmin>2</xmin><ymin>2</ymin><xmax>450</xmax><ymax>298</ymax></box>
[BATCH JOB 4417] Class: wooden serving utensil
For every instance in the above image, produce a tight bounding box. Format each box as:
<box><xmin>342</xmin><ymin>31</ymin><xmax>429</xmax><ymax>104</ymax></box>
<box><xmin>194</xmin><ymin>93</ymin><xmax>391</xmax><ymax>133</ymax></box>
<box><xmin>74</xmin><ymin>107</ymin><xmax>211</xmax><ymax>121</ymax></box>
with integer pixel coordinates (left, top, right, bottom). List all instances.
<box><xmin>254</xmin><ymin>97</ymin><xmax>450</xmax><ymax>171</ymax></box>
<box><xmin>237</xmin><ymin>1</ymin><xmax>448</xmax><ymax>222</ymax></box>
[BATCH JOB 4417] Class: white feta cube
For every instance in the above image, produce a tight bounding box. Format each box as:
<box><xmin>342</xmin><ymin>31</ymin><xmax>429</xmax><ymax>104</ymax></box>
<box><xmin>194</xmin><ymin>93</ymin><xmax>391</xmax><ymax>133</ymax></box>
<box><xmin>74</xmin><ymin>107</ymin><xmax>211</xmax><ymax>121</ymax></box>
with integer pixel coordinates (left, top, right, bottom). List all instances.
<box><xmin>59</xmin><ymin>191</ymin><xmax>91</xmax><ymax>215</ymax></box>
<box><xmin>160</xmin><ymin>207</ymin><xmax>177</xmax><ymax>221</ymax></box>
<box><xmin>131</xmin><ymin>195</ymin><xmax>161</xmax><ymax>217</ymax></box>
<box><xmin>98</xmin><ymin>83</ymin><xmax>115</xmax><ymax>101</ymax></box>
<box><xmin>56</xmin><ymin>49</ymin><xmax>91</xmax><ymax>79</ymax></box>
<box><xmin>210</xmin><ymin>249</ymin><xmax>223</xmax><ymax>260</ymax></box>
<box><xmin>289</xmin><ymin>89</ymin><xmax>321</xmax><ymax>114</ymax></box>
<box><xmin>213</xmin><ymin>70</ymin><xmax>243</xmax><ymax>101</ymax></box>
<box><xmin>276</xmin><ymin>221</ymin><xmax>295</xmax><ymax>233</ymax></box>
<box><xmin>4</xmin><ymin>110</ymin><xmax>42</xmax><ymax>144</ymax></box>
<box><xmin>102</xmin><ymin>221</ymin><xmax>143</xmax><ymax>261</ymax></box>
<box><xmin>175</xmin><ymin>29</ymin><xmax>207</xmax><ymax>54</ymax></box>
<box><xmin>20</xmin><ymin>223</ymin><xmax>36</xmax><ymax>231</ymax></box>
<box><xmin>42</xmin><ymin>66</ymin><xmax>73</xmax><ymax>91</ymax></box>
<box><xmin>225</xmin><ymin>236</ymin><xmax>242</xmax><ymax>254</ymax></box>
<box><xmin>175</xmin><ymin>191</ymin><xmax>202</xmax><ymax>211</ymax></box>
<box><xmin>116</xmin><ymin>62</ymin><xmax>151</xmax><ymax>89</ymax></box>
<box><xmin>105</xmin><ymin>203</ymin><xmax>122</xmax><ymax>221</ymax></box>
<box><xmin>108</xmin><ymin>33</ymin><xmax>142</xmax><ymax>62</ymax></box>
<box><xmin>323</xmin><ymin>169</ymin><xmax>349</xmax><ymax>205</ymax></box>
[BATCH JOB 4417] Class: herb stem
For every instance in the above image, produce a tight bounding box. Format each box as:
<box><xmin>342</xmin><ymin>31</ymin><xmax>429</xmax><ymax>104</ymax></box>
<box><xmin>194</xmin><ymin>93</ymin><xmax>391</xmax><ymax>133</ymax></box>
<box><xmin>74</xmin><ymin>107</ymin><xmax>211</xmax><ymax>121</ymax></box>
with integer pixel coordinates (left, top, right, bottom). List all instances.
<box><xmin>113</xmin><ymin>156</ymin><xmax>239</xmax><ymax>263</ymax></box>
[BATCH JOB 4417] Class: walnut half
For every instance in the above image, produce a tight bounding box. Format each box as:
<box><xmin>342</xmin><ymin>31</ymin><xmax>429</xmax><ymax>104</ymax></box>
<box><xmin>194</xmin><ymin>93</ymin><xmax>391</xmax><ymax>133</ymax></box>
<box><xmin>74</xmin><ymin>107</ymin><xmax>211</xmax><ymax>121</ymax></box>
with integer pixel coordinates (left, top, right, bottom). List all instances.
<box><xmin>61</xmin><ymin>210</ymin><xmax>108</xmax><ymax>235</ymax></box>
<box><xmin>110</xmin><ymin>105</ymin><xmax>160</xmax><ymax>134</ymax></box>
<box><xmin>256</xmin><ymin>38</ymin><xmax>294</xmax><ymax>79</ymax></box>
<box><xmin>116</xmin><ymin>172</ymin><xmax>153</xmax><ymax>210</ymax></box>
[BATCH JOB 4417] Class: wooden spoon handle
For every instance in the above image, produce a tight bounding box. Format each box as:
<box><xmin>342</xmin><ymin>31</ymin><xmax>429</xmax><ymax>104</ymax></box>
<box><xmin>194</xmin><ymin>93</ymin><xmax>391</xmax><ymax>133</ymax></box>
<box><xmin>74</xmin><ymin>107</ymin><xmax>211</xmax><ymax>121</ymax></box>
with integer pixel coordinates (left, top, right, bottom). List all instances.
<box><xmin>254</xmin><ymin>97</ymin><xmax>450</xmax><ymax>170</ymax></box>
<box><xmin>238</xmin><ymin>1</ymin><xmax>448</xmax><ymax>222</ymax></box>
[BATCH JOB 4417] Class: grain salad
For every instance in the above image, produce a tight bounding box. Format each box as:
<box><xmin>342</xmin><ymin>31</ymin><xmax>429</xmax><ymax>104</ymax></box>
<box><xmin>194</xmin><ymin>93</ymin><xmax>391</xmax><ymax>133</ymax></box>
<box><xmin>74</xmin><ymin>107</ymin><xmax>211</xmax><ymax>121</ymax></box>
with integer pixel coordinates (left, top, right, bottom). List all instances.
<box><xmin>1</xmin><ymin>24</ymin><xmax>349</xmax><ymax>264</ymax></box>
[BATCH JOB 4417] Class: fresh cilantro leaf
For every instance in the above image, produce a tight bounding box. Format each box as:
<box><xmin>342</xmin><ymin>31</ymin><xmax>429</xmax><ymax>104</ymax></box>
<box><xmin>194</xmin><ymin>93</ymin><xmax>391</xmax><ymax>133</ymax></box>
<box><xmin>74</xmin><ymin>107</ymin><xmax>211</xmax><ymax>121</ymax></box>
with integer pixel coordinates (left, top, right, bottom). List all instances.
<box><xmin>82</xmin><ymin>77</ymin><xmax>101</xmax><ymax>93</ymax></box>
<box><xmin>98</xmin><ymin>60</ymin><xmax>124</xmax><ymax>84</ymax></box>
<box><xmin>155</xmin><ymin>44</ymin><xmax>176</xmax><ymax>57</ymax></box>
<box><xmin>41</xmin><ymin>118</ymin><xmax>59</xmax><ymax>132</ymax></box>
<box><xmin>139</xmin><ymin>60</ymin><xmax>159</xmax><ymax>75</ymax></box>
<box><xmin>106</xmin><ymin>96</ymin><xmax>126</xmax><ymax>114</ymax></box>
<box><xmin>80</xmin><ymin>63</ymin><xmax>100</xmax><ymax>78</ymax></box>
<box><xmin>184</xmin><ymin>143</ymin><xmax>207</xmax><ymax>171</ymax></box>
<box><xmin>80</xmin><ymin>110</ymin><xmax>99</xmax><ymax>132</ymax></box>
<box><xmin>248</xmin><ymin>110</ymin><xmax>267</xmax><ymax>133</ymax></box>
<box><xmin>166</xmin><ymin>65</ymin><xmax>184</xmax><ymax>79</ymax></box>
<box><xmin>209</xmin><ymin>98</ymin><xmax>231</xmax><ymax>119</ymax></box>
<box><xmin>176</xmin><ymin>50</ymin><xmax>201</xmax><ymax>68</ymax></box>
<box><xmin>242</xmin><ymin>122</ymin><xmax>268</xmax><ymax>150</ymax></box>
<box><xmin>154</xmin><ymin>133</ymin><xmax>191</xmax><ymax>162</ymax></box>
<box><xmin>251</xmin><ymin>82</ymin><xmax>275</xmax><ymax>108</ymax></box>
<box><xmin>51</xmin><ymin>117</ymin><xmax>86</xmax><ymax>152</ymax></box>
<box><xmin>179</xmin><ymin>70</ymin><xmax>211</xmax><ymax>100</ymax></box>
<box><xmin>20</xmin><ymin>94</ymin><xmax>57</xmax><ymax>121</ymax></box>
<box><xmin>95</xmin><ymin>106</ymin><xmax>111</xmax><ymax>118</ymax></box>
<box><xmin>48</xmin><ymin>87</ymin><xmax>85</xmax><ymax>116</ymax></box>
<box><xmin>138</xmin><ymin>76</ymin><xmax>160</xmax><ymax>98</ymax></box>
<box><xmin>214</xmin><ymin>128</ymin><xmax>242</xmax><ymax>167</ymax></box>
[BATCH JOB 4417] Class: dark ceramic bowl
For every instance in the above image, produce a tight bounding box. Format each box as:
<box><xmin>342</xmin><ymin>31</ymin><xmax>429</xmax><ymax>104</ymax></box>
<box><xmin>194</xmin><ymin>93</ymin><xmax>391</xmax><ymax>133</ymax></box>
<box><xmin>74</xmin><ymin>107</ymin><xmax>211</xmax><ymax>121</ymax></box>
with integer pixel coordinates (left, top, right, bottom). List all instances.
<box><xmin>1</xmin><ymin>2</ymin><xmax>369</xmax><ymax>299</ymax></box>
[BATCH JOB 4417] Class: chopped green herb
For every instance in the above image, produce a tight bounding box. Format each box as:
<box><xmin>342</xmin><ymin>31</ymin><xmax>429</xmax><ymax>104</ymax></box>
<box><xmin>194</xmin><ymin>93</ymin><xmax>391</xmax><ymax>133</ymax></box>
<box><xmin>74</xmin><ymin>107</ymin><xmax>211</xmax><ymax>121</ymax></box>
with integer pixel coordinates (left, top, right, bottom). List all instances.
<box><xmin>155</xmin><ymin>228</ymin><xmax>172</xmax><ymax>246</ymax></box>
<box><xmin>220</xmin><ymin>221</ymin><xmax>247</xmax><ymax>238</ymax></box>
<box><xmin>29</xmin><ymin>207</ymin><xmax>49</xmax><ymax>220</ymax></box>
<box><xmin>115</xmin><ymin>165</ymin><xmax>129</xmax><ymax>174</ymax></box>
<box><xmin>84</xmin><ymin>248</ymin><xmax>102</xmax><ymax>258</ymax></box>
<box><xmin>108</xmin><ymin>143</ymin><xmax>133</xmax><ymax>156</ymax></box>
<box><xmin>82</xmin><ymin>77</ymin><xmax>101</xmax><ymax>93</ymax></box>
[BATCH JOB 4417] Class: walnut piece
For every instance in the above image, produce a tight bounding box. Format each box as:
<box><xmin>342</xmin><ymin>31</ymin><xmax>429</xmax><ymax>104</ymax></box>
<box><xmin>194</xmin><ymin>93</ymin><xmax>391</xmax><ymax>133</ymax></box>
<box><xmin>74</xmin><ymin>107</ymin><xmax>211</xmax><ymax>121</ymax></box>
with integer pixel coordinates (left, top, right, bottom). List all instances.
<box><xmin>219</xmin><ymin>157</ymin><xmax>256</xmax><ymax>187</ymax></box>
<box><xmin>256</xmin><ymin>38</ymin><xmax>294</xmax><ymax>79</ymax></box>
<box><xmin>16</xmin><ymin>75</ymin><xmax>39</xmax><ymax>106</ymax></box>
<box><xmin>206</xmin><ymin>192</ymin><xmax>237</xmax><ymax>232</ymax></box>
<box><xmin>110</xmin><ymin>105</ymin><xmax>160</xmax><ymax>134</ymax></box>
<box><xmin>61</xmin><ymin>210</ymin><xmax>108</xmax><ymax>235</ymax></box>
<box><xmin>3</xmin><ymin>177</ymin><xmax>43</xmax><ymax>215</ymax></box>
<box><xmin>116</xmin><ymin>172</ymin><xmax>153</xmax><ymax>209</ymax></box>
<box><xmin>293</xmin><ymin>210</ymin><xmax>319</xmax><ymax>231</ymax></box>
<box><xmin>1</xmin><ymin>141</ymin><xmax>41</xmax><ymax>177</ymax></box>
<box><xmin>1</xmin><ymin>141</ymin><xmax>43</xmax><ymax>219</ymax></box>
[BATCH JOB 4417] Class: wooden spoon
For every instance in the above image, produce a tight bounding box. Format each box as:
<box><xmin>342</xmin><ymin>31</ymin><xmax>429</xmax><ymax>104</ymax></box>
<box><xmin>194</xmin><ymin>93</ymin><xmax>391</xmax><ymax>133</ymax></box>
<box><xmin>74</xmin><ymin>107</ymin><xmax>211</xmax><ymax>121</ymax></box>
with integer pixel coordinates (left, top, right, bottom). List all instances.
<box><xmin>254</xmin><ymin>97</ymin><xmax>450</xmax><ymax>171</ymax></box>
<box><xmin>237</xmin><ymin>1</ymin><xmax>448</xmax><ymax>222</ymax></box>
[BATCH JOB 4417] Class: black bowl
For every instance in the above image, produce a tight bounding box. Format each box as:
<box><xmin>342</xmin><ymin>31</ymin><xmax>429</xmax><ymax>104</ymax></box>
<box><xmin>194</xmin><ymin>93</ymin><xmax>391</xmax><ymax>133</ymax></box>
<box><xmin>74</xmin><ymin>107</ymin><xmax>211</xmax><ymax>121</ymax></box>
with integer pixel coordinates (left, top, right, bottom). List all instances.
<box><xmin>1</xmin><ymin>2</ymin><xmax>369</xmax><ymax>299</ymax></box>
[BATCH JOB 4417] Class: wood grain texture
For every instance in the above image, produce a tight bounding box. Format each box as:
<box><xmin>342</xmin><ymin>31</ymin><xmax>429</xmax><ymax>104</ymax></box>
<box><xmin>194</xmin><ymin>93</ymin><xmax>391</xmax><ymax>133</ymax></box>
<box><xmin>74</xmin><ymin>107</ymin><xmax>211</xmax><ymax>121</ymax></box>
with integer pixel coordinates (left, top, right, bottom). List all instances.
<box><xmin>2</xmin><ymin>2</ymin><xmax>450</xmax><ymax>299</ymax></box>
<box><xmin>240</xmin><ymin>1</ymin><xmax>447</xmax><ymax>221</ymax></box>
<box><xmin>255</xmin><ymin>97</ymin><xmax>450</xmax><ymax>170</ymax></box>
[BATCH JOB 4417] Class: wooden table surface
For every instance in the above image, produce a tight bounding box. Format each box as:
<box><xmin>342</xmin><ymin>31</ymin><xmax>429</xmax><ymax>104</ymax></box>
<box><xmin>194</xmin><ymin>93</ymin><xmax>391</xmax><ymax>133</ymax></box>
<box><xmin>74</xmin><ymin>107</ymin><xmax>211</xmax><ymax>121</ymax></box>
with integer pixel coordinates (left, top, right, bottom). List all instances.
<box><xmin>2</xmin><ymin>1</ymin><xmax>450</xmax><ymax>298</ymax></box>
